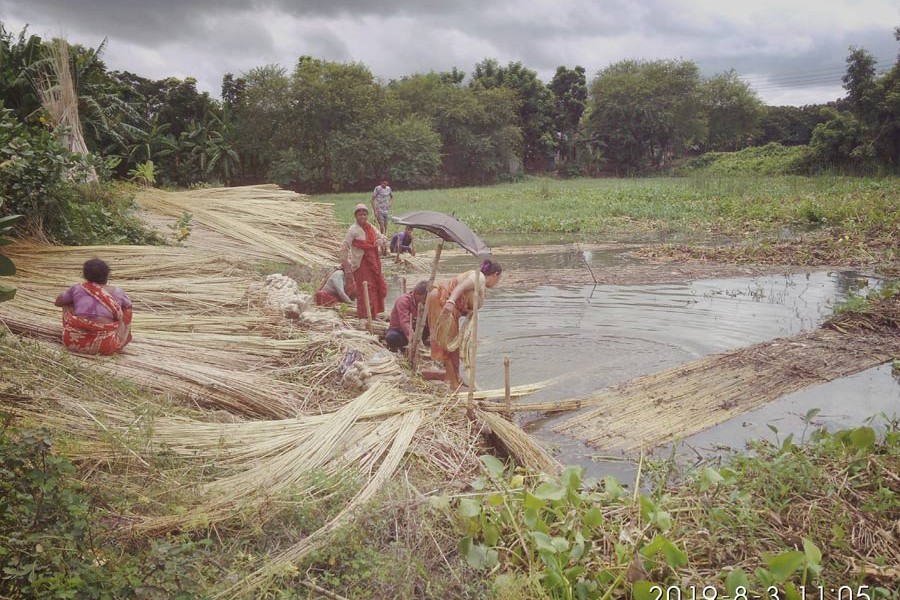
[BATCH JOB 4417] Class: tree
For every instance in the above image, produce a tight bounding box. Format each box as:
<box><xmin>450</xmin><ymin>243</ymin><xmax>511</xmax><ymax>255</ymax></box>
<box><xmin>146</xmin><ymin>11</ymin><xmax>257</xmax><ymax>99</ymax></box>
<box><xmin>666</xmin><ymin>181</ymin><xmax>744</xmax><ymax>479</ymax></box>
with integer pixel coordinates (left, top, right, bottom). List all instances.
<box><xmin>549</xmin><ymin>65</ymin><xmax>587</xmax><ymax>163</ymax></box>
<box><xmin>283</xmin><ymin>57</ymin><xmax>382</xmax><ymax>189</ymax></box>
<box><xmin>471</xmin><ymin>59</ymin><xmax>554</xmax><ymax>164</ymax></box>
<box><xmin>701</xmin><ymin>70</ymin><xmax>766</xmax><ymax>151</ymax></box>
<box><xmin>387</xmin><ymin>73</ymin><xmax>521</xmax><ymax>184</ymax></box>
<box><xmin>587</xmin><ymin>59</ymin><xmax>704</xmax><ymax>171</ymax></box>
<box><xmin>842</xmin><ymin>46</ymin><xmax>879</xmax><ymax>120</ymax></box>
<box><xmin>757</xmin><ymin>105</ymin><xmax>829</xmax><ymax>146</ymax></box>
<box><xmin>230</xmin><ymin>64</ymin><xmax>292</xmax><ymax>180</ymax></box>
<box><xmin>0</xmin><ymin>24</ymin><xmax>43</xmax><ymax>120</ymax></box>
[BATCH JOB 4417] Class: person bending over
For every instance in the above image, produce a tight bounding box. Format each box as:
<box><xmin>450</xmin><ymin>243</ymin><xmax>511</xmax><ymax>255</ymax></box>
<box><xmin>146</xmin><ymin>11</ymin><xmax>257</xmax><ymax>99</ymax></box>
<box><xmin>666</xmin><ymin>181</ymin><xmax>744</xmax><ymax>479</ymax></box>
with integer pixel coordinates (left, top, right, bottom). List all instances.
<box><xmin>386</xmin><ymin>280</ymin><xmax>429</xmax><ymax>353</ymax></box>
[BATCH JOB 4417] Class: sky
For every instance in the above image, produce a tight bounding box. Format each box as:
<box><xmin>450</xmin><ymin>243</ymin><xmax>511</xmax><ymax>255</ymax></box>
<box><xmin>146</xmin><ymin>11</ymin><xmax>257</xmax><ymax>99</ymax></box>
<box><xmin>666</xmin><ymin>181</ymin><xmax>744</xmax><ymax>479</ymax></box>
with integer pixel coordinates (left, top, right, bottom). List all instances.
<box><xmin>1</xmin><ymin>0</ymin><xmax>898</xmax><ymax>107</ymax></box>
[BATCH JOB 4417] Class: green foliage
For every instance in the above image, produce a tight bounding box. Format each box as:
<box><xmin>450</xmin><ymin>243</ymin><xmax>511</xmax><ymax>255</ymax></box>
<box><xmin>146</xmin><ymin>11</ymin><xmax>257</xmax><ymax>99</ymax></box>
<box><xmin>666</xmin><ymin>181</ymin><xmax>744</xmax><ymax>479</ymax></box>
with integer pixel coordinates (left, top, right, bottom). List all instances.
<box><xmin>471</xmin><ymin>59</ymin><xmax>556</xmax><ymax>161</ymax></box>
<box><xmin>677</xmin><ymin>143</ymin><xmax>808</xmax><ymax>176</ymax></box>
<box><xmin>128</xmin><ymin>159</ymin><xmax>156</xmax><ymax>186</ymax></box>
<box><xmin>701</xmin><ymin>70</ymin><xmax>766</xmax><ymax>152</ymax></box>
<box><xmin>0</xmin><ymin>102</ymin><xmax>90</xmax><ymax>221</ymax></box>
<box><xmin>447</xmin><ymin>424</ymin><xmax>899</xmax><ymax>598</ymax></box>
<box><xmin>833</xmin><ymin>281</ymin><xmax>900</xmax><ymax>316</ymax></box>
<box><xmin>588</xmin><ymin>59</ymin><xmax>705</xmax><ymax>172</ymax></box>
<box><xmin>0</xmin><ymin>206</ymin><xmax>21</xmax><ymax>302</ymax></box>
<box><xmin>757</xmin><ymin>104</ymin><xmax>830</xmax><ymax>147</ymax></box>
<box><xmin>0</xmin><ymin>103</ymin><xmax>151</xmax><ymax>245</ymax></box>
<box><xmin>549</xmin><ymin>66</ymin><xmax>587</xmax><ymax>166</ymax></box>
<box><xmin>450</xmin><ymin>456</ymin><xmax>687</xmax><ymax>599</ymax></box>
<box><xmin>319</xmin><ymin>175</ymin><xmax>900</xmax><ymax>242</ymax></box>
<box><xmin>803</xmin><ymin>38</ymin><xmax>900</xmax><ymax>173</ymax></box>
<box><xmin>170</xmin><ymin>210</ymin><xmax>193</xmax><ymax>242</ymax></box>
<box><xmin>51</xmin><ymin>183</ymin><xmax>162</xmax><ymax>246</ymax></box>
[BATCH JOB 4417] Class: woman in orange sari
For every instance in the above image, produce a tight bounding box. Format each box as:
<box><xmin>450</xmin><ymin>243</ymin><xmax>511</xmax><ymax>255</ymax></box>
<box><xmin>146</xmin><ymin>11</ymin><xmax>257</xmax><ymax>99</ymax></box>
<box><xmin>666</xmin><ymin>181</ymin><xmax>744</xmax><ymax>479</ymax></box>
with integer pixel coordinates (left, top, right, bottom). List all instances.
<box><xmin>55</xmin><ymin>258</ymin><xmax>132</xmax><ymax>355</ymax></box>
<box><xmin>340</xmin><ymin>203</ymin><xmax>387</xmax><ymax>319</ymax></box>
<box><xmin>426</xmin><ymin>259</ymin><xmax>502</xmax><ymax>390</ymax></box>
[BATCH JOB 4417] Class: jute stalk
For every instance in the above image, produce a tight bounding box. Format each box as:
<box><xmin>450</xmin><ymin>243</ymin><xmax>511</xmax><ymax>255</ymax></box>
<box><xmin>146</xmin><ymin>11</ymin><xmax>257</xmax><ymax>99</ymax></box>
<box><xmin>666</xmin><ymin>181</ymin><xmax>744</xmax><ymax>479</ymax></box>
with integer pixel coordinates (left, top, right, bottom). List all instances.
<box><xmin>409</xmin><ymin>240</ymin><xmax>443</xmax><ymax>368</ymax></box>
<box><xmin>466</xmin><ymin>272</ymin><xmax>481</xmax><ymax>420</ymax></box>
<box><xmin>363</xmin><ymin>281</ymin><xmax>372</xmax><ymax>332</ymax></box>
<box><xmin>504</xmin><ymin>356</ymin><xmax>511</xmax><ymax>418</ymax></box>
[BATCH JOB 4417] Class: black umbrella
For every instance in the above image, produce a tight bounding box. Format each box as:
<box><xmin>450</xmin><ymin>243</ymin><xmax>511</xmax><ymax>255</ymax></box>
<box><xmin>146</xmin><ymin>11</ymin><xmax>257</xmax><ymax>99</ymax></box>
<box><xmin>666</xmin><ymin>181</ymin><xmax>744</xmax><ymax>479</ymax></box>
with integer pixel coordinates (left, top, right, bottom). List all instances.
<box><xmin>391</xmin><ymin>210</ymin><xmax>491</xmax><ymax>258</ymax></box>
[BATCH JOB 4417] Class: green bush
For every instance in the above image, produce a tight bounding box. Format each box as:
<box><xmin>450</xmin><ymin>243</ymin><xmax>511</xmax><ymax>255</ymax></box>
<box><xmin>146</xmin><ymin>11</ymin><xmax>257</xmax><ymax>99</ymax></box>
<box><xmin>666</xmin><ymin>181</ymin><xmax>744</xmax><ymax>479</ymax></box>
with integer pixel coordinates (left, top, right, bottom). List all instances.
<box><xmin>677</xmin><ymin>143</ymin><xmax>808</xmax><ymax>176</ymax></box>
<box><xmin>51</xmin><ymin>183</ymin><xmax>163</xmax><ymax>246</ymax></box>
<box><xmin>0</xmin><ymin>423</ymin><xmax>215</xmax><ymax>599</ymax></box>
<box><xmin>0</xmin><ymin>104</ymin><xmax>158</xmax><ymax>245</ymax></box>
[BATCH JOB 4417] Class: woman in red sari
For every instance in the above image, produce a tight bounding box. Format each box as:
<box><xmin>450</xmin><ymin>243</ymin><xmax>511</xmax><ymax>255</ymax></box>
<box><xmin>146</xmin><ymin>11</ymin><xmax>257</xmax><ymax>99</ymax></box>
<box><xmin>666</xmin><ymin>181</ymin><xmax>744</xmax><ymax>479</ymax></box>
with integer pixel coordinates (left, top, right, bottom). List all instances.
<box><xmin>55</xmin><ymin>258</ymin><xmax>133</xmax><ymax>355</ymax></box>
<box><xmin>340</xmin><ymin>203</ymin><xmax>387</xmax><ymax>319</ymax></box>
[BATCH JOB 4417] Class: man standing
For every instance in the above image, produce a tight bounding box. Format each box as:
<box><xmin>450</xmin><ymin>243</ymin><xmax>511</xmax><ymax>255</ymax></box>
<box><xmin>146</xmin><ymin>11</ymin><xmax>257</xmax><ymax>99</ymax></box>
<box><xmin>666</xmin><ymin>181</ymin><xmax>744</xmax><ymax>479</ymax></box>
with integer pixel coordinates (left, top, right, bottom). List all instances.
<box><xmin>340</xmin><ymin>204</ymin><xmax>387</xmax><ymax>319</ymax></box>
<box><xmin>371</xmin><ymin>178</ymin><xmax>393</xmax><ymax>236</ymax></box>
<box><xmin>386</xmin><ymin>280</ymin><xmax>429</xmax><ymax>353</ymax></box>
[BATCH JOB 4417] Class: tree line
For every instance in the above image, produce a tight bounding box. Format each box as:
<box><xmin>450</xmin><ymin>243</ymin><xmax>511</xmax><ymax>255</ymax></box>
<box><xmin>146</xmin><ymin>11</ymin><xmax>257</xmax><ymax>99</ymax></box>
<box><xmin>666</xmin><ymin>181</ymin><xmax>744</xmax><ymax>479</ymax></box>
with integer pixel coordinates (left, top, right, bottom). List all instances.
<box><xmin>2</xmin><ymin>21</ymin><xmax>899</xmax><ymax>204</ymax></box>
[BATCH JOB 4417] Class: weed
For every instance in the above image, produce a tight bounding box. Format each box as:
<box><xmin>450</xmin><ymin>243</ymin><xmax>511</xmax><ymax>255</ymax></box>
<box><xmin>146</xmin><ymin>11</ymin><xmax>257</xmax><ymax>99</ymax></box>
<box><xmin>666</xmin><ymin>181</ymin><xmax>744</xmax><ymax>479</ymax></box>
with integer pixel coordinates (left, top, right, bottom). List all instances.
<box><xmin>448</xmin><ymin>424</ymin><xmax>899</xmax><ymax>599</ymax></box>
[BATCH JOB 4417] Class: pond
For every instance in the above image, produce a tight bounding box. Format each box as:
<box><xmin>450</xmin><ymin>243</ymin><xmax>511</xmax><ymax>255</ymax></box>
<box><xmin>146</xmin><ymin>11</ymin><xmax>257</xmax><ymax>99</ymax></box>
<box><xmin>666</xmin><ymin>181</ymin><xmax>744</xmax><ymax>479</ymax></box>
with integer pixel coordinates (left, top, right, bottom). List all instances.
<box><xmin>390</xmin><ymin>266</ymin><xmax>897</xmax><ymax>480</ymax></box>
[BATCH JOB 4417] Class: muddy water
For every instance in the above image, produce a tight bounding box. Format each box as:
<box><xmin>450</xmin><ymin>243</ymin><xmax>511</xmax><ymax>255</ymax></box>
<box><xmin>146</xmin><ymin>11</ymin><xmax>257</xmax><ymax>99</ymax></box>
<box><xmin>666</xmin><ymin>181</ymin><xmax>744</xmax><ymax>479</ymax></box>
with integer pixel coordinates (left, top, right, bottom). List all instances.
<box><xmin>440</xmin><ymin>269</ymin><xmax>892</xmax><ymax>479</ymax></box>
<box><xmin>387</xmin><ymin>257</ymin><xmax>895</xmax><ymax>481</ymax></box>
<box><xmin>675</xmin><ymin>364</ymin><xmax>900</xmax><ymax>456</ymax></box>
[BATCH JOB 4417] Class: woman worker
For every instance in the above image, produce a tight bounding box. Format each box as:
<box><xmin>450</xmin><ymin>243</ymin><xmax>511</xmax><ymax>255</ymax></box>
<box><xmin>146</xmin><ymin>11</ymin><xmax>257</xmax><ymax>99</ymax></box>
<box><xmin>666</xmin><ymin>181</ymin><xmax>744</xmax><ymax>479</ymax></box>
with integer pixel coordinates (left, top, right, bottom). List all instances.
<box><xmin>426</xmin><ymin>258</ymin><xmax>502</xmax><ymax>390</ymax></box>
<box><xmin>54</xmin><ymin>258</ymin><xmax>133</xmax><ymax>355</ymax></box>
<box><xmin>339</xmin><ymin>203</ymin><xmax>387</xmax><ymax>319</ymax></box>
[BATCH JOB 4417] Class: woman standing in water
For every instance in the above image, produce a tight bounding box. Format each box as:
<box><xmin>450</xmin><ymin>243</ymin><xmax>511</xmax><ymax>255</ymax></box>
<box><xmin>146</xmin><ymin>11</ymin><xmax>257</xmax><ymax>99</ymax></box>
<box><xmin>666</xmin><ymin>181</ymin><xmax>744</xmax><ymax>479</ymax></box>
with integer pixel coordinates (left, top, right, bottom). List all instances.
<box><xmin>426</xmin><ymin>259</ymin><xmax>502</xmax><ymax>390</ymax></box>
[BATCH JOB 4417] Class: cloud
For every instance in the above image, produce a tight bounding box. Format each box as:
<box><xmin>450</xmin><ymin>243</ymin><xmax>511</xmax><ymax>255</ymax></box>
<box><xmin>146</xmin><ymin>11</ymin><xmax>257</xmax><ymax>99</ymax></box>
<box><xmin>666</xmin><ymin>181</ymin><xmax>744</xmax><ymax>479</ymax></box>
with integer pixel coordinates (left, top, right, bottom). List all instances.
<box><xmin>1</xmin><ymin>0</ymin><xmax>897</xmax><ymax>105</ymax></box>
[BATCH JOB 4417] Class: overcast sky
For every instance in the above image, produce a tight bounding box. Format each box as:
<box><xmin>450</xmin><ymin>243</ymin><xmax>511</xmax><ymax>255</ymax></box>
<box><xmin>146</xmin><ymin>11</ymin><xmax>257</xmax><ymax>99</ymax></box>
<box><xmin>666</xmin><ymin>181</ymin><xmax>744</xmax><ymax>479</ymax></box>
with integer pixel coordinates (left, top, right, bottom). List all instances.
<box><xmin>2</xmin><ymin>0</ymin><xmax>898</xmax><ymax>106</ymax></box>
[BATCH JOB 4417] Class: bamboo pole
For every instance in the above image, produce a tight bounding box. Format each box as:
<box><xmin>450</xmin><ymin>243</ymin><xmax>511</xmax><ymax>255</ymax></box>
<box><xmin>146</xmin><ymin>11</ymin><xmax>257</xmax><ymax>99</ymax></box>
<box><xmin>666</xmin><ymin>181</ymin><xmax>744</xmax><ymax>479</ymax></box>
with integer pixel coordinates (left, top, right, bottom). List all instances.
<box><xmin>363</xmin><ymin>281</ymin><xmax>373</xmax><ymax>333</ymax></box>
<box><xmin>409</xmin><ymin>240</ymin><xmax>443</xmax><ymax>368</ymax></box>
<box><xmin>466</xmin><ymin>272</ymin><xmax>481</xmax><ymax>420</ymax></box>
<box><xmin>504</xmin><ymin>356</ymin><xmax>511</xmax><ymax>418</ymax></box>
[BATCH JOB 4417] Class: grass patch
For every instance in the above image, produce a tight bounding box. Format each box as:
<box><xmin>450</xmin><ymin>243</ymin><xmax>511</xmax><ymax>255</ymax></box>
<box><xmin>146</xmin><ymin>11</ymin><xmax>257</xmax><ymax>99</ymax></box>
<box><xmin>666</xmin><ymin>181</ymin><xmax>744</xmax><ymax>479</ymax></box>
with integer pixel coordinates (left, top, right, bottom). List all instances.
<box><xmin>315</xmin><ymin>176</ymin><xmax>900</xmax><ymax>241</ymax></box>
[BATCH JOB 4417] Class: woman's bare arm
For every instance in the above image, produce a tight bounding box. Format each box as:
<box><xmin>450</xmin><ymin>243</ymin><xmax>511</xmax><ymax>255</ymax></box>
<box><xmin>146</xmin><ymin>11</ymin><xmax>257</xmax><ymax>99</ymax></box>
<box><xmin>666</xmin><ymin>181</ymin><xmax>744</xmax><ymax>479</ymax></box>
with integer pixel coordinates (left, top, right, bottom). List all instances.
<box><xmin>54</xmin><ymin>293</ymin><xmax>71</xmax><ymax>307</ymax></box>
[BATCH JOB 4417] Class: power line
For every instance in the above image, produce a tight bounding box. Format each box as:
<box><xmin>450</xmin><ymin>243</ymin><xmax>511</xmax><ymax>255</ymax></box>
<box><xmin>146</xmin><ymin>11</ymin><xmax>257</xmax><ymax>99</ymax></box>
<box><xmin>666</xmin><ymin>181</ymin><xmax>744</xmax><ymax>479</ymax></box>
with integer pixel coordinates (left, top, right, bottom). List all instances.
<box><xmin>735</xmin><ymin>57</ymin><xmax>894</xmax><ymax>82</ymax></box>
<box><xmin>750</xmin><ymin>67</ymin><xmax>892</xmax><ymax>91</ymax></box>
<box><xmin>741</xmin><ymin>64</ymin><xmax>892</xmax><ymax>85</ymax></box>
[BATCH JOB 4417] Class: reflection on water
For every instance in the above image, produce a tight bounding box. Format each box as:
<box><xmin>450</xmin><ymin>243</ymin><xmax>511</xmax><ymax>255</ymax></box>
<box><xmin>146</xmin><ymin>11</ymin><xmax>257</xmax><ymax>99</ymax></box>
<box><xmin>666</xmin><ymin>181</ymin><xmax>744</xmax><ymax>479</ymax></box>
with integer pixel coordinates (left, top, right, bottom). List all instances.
<box><xmin>671</xmin><ymin>364</ymin><xmax>899</xmax><ymax>457</ymax></box>
<box><xmin>385</xmin><ymin>268</ymin><xmax>891</xmax><ymax>482</ymax></box>
<box><xmin>462</xmin><ymin>271</ymin><xmax>882</xmax><ymax>479</ymax></box>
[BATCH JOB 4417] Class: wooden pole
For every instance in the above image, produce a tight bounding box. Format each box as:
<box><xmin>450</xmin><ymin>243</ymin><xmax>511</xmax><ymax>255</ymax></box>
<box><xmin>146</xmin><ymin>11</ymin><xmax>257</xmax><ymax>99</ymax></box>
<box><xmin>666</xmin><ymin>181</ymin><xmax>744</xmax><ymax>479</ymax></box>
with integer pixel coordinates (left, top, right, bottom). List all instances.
<box><xmin>409</xmin><ymin>240</ymin><xmax>443</xmax><ymax>368</ymax></box>
<box><xmin>466</xmin><ymin>272</ymin><xmax>481</xmax><ymax>420</ymax></box>
<box><xmin>504</xmin><ymin>355</ymin><xmax>511</xmax><ymax>418</ymax></box>
<box><xmin>401</xmin><ymin>277</ymin><xmax>407</xmax><ymax>295</ymax></box>
<box><xmin>363</xmin><ymin>281</ymin><xmax>373</xmax><ymax>332</ymax></box>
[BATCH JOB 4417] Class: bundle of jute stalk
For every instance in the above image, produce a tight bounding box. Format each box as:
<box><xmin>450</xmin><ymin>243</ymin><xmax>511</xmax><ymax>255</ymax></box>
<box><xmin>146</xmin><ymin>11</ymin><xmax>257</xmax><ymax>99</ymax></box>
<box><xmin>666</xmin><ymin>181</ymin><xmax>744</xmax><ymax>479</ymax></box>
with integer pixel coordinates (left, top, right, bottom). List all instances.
<box><xmin>136</xmin><ymin>186</ymin><xmax>340</xmax><ymax>268</ymax></box>
<box><xmin>556</xmin><ymin>325</ymin><xmax>900</xmax><ymax>453</ymax></box>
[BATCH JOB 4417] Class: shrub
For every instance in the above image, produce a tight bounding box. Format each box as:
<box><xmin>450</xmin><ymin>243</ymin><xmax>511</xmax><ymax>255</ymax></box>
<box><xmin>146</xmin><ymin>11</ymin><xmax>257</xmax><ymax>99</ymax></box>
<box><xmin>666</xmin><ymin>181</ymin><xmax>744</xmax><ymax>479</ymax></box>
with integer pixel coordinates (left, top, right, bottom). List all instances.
<box><xmin>676</xmin><ymin>143</ymin><xmax>808</xmax><ymax>176</ymax></box>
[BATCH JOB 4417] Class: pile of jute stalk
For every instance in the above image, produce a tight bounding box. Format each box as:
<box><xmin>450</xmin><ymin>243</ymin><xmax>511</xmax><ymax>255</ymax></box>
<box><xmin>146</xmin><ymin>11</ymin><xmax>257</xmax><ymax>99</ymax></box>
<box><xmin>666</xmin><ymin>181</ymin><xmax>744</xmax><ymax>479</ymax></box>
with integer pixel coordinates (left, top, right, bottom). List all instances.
<box><xmin>557</xmin><ymin>322</ymin><xmax>900</xmax><ymax>453</ymax></box>
<box><xmin>136</xmin><ymin>185</ymin><xmax>340</xmax><ymax>268</ymax></box>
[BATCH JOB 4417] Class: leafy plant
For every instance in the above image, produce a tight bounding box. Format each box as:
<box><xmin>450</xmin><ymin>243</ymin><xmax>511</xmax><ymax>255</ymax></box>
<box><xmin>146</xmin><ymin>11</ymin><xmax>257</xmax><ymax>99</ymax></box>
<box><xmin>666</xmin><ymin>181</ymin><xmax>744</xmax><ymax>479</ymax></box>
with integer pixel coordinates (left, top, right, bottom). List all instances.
<box><xmin>0</xmin><ymin>203</ymin><xmax>22</xmax><ymax>302</ymax></box>
<box><xmin>128</xmin><ymin>159</ymin><xmax>156</xmax><ymax>187</ymax></box>
<box><xmin>170</xmin><ymin>210</ymin><xmax>193</xmax><ymax>242</ymax></box>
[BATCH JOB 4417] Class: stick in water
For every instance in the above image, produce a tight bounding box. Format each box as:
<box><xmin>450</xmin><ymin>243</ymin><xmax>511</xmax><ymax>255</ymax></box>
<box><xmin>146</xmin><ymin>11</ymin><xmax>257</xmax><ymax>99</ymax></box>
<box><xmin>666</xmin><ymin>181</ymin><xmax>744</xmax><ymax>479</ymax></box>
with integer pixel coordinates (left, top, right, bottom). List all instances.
<box><xmin>363</xmin><ymin>281</ymin><xmax>373</xmax><ymax>332</ymax></box>
<box><xmin>504</xmin><ymin>355</ymin><xmax>511</xmax><ymax>418</ymax></box>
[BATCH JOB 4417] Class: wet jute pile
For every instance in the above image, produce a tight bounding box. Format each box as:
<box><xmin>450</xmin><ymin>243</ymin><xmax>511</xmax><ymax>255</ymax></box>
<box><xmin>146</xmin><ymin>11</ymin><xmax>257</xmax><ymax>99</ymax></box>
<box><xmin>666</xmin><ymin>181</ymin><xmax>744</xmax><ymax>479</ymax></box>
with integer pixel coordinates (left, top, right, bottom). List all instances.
<box><xmin>557</xmin><ymin>303</ymin><xmax>900</xmax><ymax>453</ymax></box>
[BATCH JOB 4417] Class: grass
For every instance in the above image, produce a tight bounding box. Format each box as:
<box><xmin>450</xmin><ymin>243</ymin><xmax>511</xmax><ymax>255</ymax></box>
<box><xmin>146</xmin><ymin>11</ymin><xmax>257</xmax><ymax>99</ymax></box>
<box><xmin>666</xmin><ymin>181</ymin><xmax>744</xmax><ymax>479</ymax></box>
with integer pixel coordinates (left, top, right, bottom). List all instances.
<box><xmin>315</xmin><ymin>175</ymin><xmax>900</xmax><ymax>240</ymax></box>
